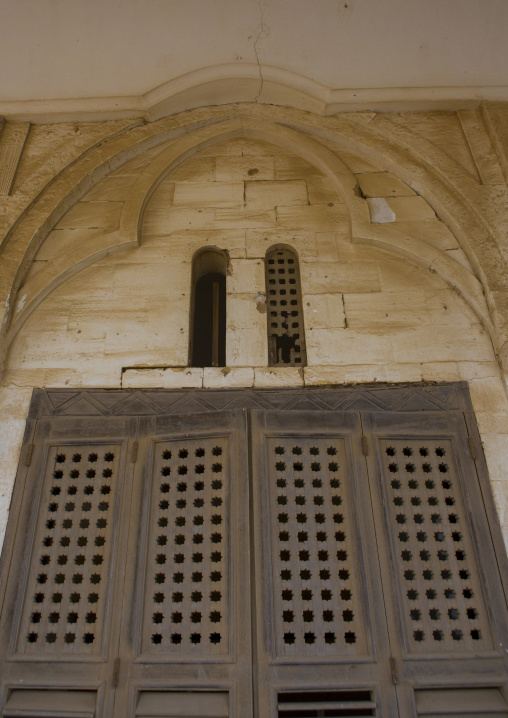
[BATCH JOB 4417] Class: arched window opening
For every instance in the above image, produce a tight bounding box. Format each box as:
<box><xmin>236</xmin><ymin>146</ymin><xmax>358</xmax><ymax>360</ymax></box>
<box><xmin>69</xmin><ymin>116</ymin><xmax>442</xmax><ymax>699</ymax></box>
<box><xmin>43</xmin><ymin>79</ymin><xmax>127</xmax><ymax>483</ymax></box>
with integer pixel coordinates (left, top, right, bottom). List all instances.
<box><xmin>265</xmin><ymin>246</ymin><xmax>307</xmax><ymax>367</ymax></box>
<box><xmin>189</xmin><ymin>249</ymin><xmax>227</xmax><ymax>367</ymax></box>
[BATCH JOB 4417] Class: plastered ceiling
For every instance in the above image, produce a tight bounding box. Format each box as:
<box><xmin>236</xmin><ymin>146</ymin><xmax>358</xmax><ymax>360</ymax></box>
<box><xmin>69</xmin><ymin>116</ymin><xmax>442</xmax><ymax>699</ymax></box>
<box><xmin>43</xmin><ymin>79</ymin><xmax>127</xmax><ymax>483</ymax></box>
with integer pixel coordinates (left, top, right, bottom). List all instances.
<box><xmin>1</xmin><ymin>0</ymin><xmax>508</xmax><ymax>121</ymax></box>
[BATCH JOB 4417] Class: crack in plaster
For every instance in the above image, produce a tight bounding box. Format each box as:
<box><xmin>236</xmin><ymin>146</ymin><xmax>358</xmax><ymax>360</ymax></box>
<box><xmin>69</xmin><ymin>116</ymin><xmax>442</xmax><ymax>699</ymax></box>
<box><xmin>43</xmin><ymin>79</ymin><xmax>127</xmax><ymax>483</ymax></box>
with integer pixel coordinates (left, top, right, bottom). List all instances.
<box><xmin>253</xmin><ymin>0</ymin><xmax>268</xmax><ymax>103</ymax></box>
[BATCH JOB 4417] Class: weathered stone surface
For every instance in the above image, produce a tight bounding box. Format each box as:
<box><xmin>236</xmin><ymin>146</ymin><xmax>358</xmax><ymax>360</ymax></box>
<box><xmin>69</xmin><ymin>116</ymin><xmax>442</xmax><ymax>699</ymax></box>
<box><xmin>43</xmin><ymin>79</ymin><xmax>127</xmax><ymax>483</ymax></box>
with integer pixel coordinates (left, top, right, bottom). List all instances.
<box><xmin>357</xmin><ymin>172</ymin><xmax>416</xmax><ymax>198</ymax></box>
<box><xmin>385</xmin><ymin>196</ymin><xmax>437</xmax><ymax>221</ymax></box>
<box><xmin>173</xmin><ymin>181</ymin><xmax>244</xmax><ymax>207</ymax></box>
<box><xmin>301</xmin><ymin>262</ymin><xmax>381</xmax><ymax>294</ymax></box>
<box><xmin>304</xmin><ymin>294</ymin><xmax>346</xmax><ymax>329</ymax></box>
<box><xmin>228</xmin><ymin>258</ymin><xmax>264</xmax><ymax>294</ymax></box>
<box><xmin>215</xmin><ymin>156</ymin><xmax>275</xmax><ymax>182</ymax></box>
<box><xmin>203</xmin><ymin>367</ymin><xmax>254</xmax><ymax>388</ymax></box>
<box><xmin>254</xmin><ymin>367</ymin><xmax>304</xmax><ymax>387</ymax></box>
<box><xmin>122</xmin><ymin>367</ymin><xmax>203</xmax><ymax>388</ymax></box>
<box><xmin>245</xmin><ymin>180</ymin><xmax>308</xmax><ymax>208</ymax></box>
<box><xmin>55</xmin><ymin>200</ymin><xmax>123</xmax><ymax>229</ymax></box>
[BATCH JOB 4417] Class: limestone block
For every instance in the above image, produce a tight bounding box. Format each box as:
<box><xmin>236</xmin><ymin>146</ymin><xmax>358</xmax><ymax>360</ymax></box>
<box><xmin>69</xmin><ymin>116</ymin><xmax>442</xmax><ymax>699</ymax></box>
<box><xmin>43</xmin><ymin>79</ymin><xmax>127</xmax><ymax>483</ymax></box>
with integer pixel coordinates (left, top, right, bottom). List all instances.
<box><xmin>356</xmin><ymin>172</ymin><xmax>415</xmax><ymax>198</ymax></box>
<box><xmin>199</xmin><ymin>139</ymin><xmax>274</xmax><ymax>157</ymax></box>
<box><xmin>304</xmin><ymin>294</ymin><xmax>346</xmax><ymax>329</ymax></box>
<box><xmin>316</xmin><ymin>232</ymin><xmax>340</xmax><ymax>261</ymax></box>
<box><xmin>168</xmin><ymin>157</ymin><xmax>215</xmax><ymax>181</ymax></box>
<box><xmin>480</xmin><ymin>435</ymin><xmax>508</xmax><ymax>484</ymax></box>
<box><xmin>143</xmin><ymin>207</ymin><xmax>216</xmax><ymax>233</ymax></box>
<box><xmin>458</xmin><ymin>361</ymin><xmax>500</xmax><ymax>380</ymax></box>
<box><xmin>474</xmin><ymin>412</ymin><xmax>508</xmax><ymax>435</ymax></box>
<box><xmin>56</xmin><ymin>201</ymin><xmax>123</xmax><ymax>230</ymax></box>
<box><xmin>344</xmin><ymin>290</ymin><xmax>428</xmax><ymax>329</ymax></box>
<box><xmin>307</xmin><ymin>328</ymin><xmax>393</xmax><ymax>365</ymax></box>
<box><xmin>306</xmin><ymin>177</ymin><xmax>342</xmax><ymax>206</ymax></box>
<box><xmin>172</xmin><ymin>182</ymin><xmax>244</xmax><ymax>207</ymax></box>
<box><xmin>142</xmin><ymin>181</ymin><xmax>175</xmax><ymax>209</ymax></box>
<box><xmin>245</xmin><ymin>229</ymin><xmax>318</xmax><ymax>259</ymax></box>
<box><xmin>300</xmin><ymin>262</ymin><xmax>380</xmax><ymax>294</ymax></box>
<box><xmin>214</xmin><ymin>208</ymin><xmax>277</xmax><ymax>229</ymax></box>
<box><xmin>0</xmin><ymin>418</ymin><xmax>27</xmax><ymax>463</ymax></box>
<box><xmin>385</xmin><ymin>196</ymin><xmax>437</xmax><ymax>222</ymax></box>
<box><xmin>388</xmin><ymin>220</ymin><xmax>459</xmax><ymax>251</ymax></box>
<box><xmin>469</xmin><ymin>377</ymin><xmax>508</xmax><ymax>415</ymax></box>
<box><xmin>274</xmin><ymin>155</ymin><xmax>321</xmax><ymax>180</ymax></box>
<box><xmin>421</xmin><ymin>362</ymin><xmax>461</xmax><ymax>382</ymax></box>
<box><xmin>245</xmin><ymin>180</ymin><xmax>308</xmax><ymax>209</ymax></box>
<box><xmin>0</xmin><ymin>385</ymin><xmax>33</xmax><ymax>420</ymax></box>
<box><xmin>276</xmin><ymin>205</ymin><xmax>348</xmax><ymax>231</ymax></box>
<box><xmin>144</xmin><ymin>231</ymin><xmax>246</xmax><ymax>258</ymax></box>
<box><xmin>203</xmin><ymin>367</ymin><xmax>254</xmax><ymax>388</ymax></box>
<box><xmin>254</xmin><ymin>367</ymin><xmax>304</xmax><ymax>387</ymax></box>
<box><xmin>36</xmin><ymin>228</ymin><xmax>107</xmax><ymax>261</ymax></box>
<box><xmin>304</xmin><ymin>363</ymin><xmax>422</xmax><ymax>385</ymax></box>
<box><xmin>122</xmin><ymin>367</ymin><xmax>203</xmax><ymax>389</ymax></box>
<box><xmin>83</xmin><ymin>174</ymin><xmax>138</xmax><ymax>202</ymax></box>
<box><xmin>226</xmin><ymin>294</ymin><xmax>266</xmax><ymax>366</ymax></box>
<box><xmin>389</xmin><ymin>324</ymin><xmax>494</xmax><ymax>363</ymax></box>
<box><xmin>491</xmin><ymin>482</ymin><xmax>508</xmax><ymax>548</ymax></box>
<box><xmin>378</xmin><ymin>258</ymin><xmax>444</xmax><ymax>292</ymax></box>
<box><xmin>228</xmin><ymin>259</ymin><xmax>264</xmax><ymax>294</ymax></box>
<box><xmin>215</xmin><ymin>156</ymin><xmax>275</xmax><ymax>182</ymax></box>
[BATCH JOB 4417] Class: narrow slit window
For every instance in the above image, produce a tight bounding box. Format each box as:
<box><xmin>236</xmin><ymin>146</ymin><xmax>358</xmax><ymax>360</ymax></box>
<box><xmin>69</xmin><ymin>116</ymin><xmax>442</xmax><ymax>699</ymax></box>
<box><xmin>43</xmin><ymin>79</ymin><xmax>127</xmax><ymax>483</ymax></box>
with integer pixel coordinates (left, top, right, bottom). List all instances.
<box><xmin>189</xmin><ymin>249</ymin><xmax>227</xmax><ymax>367</ymax></box>
<box><xmin>265</xmin><ymin>246</ymin><xmax>306</xmax><ymax>367</ymax></box>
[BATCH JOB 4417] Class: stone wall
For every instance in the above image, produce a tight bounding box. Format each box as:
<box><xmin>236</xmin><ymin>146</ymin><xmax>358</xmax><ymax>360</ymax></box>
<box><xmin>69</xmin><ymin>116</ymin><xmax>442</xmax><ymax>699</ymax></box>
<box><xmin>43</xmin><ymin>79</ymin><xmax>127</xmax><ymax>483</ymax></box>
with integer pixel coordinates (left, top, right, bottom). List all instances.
<box><xmin>1</xmin><ymin>103</ymin><xmax>508</xmax><ymax>551</ymax></box>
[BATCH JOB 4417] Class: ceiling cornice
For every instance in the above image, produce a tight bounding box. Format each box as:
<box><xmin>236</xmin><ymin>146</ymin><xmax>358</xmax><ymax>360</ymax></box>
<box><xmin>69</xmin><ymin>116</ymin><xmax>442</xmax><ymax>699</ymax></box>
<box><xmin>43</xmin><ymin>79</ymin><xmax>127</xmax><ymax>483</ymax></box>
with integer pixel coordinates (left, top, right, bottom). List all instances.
<box><xmin>1</xmin><ymin>65</ymin><xmax>508</xmax><ymax>124</ymax></box>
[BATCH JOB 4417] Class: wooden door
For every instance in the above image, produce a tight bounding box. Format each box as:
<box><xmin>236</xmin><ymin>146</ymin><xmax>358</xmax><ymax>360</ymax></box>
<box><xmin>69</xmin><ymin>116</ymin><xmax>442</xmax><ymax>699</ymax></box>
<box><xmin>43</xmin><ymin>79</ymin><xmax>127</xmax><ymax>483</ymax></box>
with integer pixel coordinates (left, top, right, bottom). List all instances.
<box><xmin>1</xmin><ymin>386</ymin><xmax>508</xmax><ymax>718</ymax></box>
<box><xmin>0</xmin><ymin>412</ymin><xmax>138</xmax><ymax>717</ymax></box>
<box><xmin>113</xmin><ymin>410</ymin><xmax>252</xmax><ymax>718</ymax></box>
<box><xmin>362</xmin><ymin>410</ymin><xmax>508</xmax><ymax>717</ymax></box>
<box><xmin>250</xmin><ymin>410</ymin><xmax>398</xmax><ymax>718</ymax></box>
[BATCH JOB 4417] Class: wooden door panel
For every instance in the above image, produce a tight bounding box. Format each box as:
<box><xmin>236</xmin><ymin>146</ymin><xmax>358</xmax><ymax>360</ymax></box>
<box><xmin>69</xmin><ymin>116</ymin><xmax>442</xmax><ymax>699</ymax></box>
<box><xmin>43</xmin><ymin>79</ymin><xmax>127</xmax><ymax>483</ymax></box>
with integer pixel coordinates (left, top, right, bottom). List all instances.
<box><xmin>115</xmin><ymin>410</ymin><xmax>253</xmax><ymax>718</ymax></box>
<box><xmin>250</xmin><ymin>410</ymin><xmax>399</xmax><ymax>718</ymax></box>
<box><xmin>0</xmin><ymin>415</ymin><xmax>137</xmax><ymax>717</ymax></box>
<box><xmin>362</xmin><ymin>411</ymin><xmax>508</xmax><ymax>715</ymax></box>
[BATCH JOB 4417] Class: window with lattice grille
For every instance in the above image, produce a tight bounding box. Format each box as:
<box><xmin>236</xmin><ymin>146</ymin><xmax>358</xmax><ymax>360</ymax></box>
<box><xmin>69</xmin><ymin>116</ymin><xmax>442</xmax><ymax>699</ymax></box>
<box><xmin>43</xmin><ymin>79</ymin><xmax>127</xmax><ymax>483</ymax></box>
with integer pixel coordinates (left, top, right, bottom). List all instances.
<box><xmin>265</xmin><ymin>246</ymin><xmax>306</xmax><ymax>366</ymax></box>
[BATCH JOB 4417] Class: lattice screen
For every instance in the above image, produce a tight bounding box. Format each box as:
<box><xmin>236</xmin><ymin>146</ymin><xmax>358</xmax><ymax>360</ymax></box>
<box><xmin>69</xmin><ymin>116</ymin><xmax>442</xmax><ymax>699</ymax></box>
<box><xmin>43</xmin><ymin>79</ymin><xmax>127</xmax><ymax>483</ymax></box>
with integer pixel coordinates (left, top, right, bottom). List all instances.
<box><xmin>266</xmin><ymin>435</ymin><xmax>367</xmax><ymax>657</ymax></box>
<box><xmin>265</xmin><ymin>247</ymin><xmax>306</xmax><ymax>367</ymax></box>
<box><xmin>17</xmin><ymin>444</ymin><xmax>119</xmax><ymax>655</ymax></box>
<box><xmin>141</xmin><ymin>437</ymin><xmax>229</xmax><ymax>657</ymax></box>
<box><xmin>380</xmin><ymin>438</ymin><xmax>492</xmax><ymax>652</ymax></box>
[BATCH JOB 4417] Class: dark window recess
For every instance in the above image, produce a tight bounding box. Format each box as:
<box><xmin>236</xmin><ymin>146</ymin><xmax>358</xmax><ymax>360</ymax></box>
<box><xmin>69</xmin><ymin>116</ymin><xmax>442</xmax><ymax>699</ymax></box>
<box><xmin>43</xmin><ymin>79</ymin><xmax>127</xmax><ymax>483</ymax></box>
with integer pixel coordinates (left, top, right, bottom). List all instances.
<box><xmin>265</xmin><ymin>246</ymin><xmax>306</xmax><ymax>367</ymax></box>
<box><xmin>189</xmin><ymin>248</ymin><xmax>227</xmax><ymax>367</ymax></box>
<box><xmin>191</xmin><ymin>273</ymin><xmax>226</xmax><ymax>367</ymax></box>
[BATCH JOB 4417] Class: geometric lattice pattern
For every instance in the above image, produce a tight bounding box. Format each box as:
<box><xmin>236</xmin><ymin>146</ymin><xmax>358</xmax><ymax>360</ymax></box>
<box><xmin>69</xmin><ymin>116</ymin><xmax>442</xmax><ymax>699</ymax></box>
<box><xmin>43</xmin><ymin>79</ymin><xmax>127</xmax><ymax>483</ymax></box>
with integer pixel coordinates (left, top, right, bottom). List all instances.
<box><xmin>381</xmin><ymin>438</ymin><xmax>492</xmax><ymax>653</ymax></box>
<box><xmin>268</xmin><ymin>436</ymin><xmax>367</xmax><ymax>658</ymax></box>
<box><xmin>266</xmin><ymin>247</ymin><xmax>307</xmax><ymax>367</ymax></box>
<box><xmin>17</xmin><ymin>445</ymin><xmax>119</xmax><ymax>656</ymax></box>
<box><xmin>142</xmin><ymin>437</ymin><xmax>229</xmax><ymax>657</ymax></box>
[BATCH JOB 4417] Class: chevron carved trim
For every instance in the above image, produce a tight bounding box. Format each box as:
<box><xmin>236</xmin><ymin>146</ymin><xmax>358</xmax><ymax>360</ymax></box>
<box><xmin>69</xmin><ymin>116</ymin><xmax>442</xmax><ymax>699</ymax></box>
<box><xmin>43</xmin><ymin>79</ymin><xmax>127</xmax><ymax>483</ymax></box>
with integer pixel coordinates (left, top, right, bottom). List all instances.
<box><xmin>29</xmin><ymin>383</ymin><xmax>472</xmax><ymax>419</ymax></box>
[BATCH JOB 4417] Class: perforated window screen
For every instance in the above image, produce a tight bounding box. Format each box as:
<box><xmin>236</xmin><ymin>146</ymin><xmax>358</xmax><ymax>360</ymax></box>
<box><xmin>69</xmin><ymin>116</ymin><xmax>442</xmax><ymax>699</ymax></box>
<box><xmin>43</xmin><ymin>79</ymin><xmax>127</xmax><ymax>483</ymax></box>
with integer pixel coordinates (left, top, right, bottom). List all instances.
<box><xmin>265</xmin><ymin>247</ymin><xmax>306</xmax><ymax>366</ymax></box>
